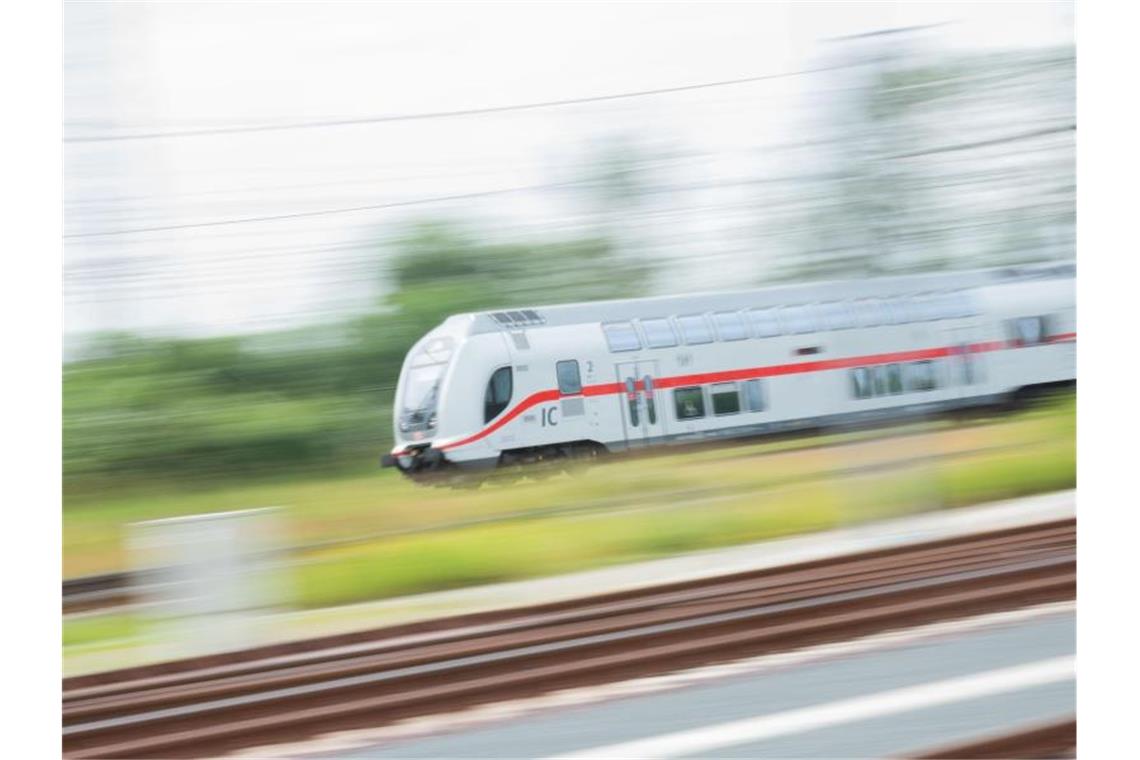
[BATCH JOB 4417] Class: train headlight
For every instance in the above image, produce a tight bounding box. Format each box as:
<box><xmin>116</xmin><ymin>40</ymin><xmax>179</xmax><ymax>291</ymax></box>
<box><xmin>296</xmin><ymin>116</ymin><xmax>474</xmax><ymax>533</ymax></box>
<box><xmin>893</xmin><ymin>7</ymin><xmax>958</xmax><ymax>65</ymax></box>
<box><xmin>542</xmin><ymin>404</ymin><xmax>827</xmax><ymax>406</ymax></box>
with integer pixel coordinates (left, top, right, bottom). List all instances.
<box><xmin>398</xmin><ymin>419</ymin><xmax>410</xmax><ymax>433</ymax></box>
<box><xmin>427</xmin><ymin>413</ymin><xmax>437</xmax><ymax>429</ymax></box>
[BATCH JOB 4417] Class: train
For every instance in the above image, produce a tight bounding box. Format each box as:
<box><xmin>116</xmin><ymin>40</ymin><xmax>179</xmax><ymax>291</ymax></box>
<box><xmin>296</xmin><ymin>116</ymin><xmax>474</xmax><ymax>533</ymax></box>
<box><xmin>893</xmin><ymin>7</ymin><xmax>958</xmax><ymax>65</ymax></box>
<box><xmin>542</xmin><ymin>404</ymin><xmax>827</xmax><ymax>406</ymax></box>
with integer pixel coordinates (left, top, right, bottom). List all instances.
<box><xmin>381</xmin><ymin>263</ymin><xmax>1075</xmax><ymax>484</ymax></box>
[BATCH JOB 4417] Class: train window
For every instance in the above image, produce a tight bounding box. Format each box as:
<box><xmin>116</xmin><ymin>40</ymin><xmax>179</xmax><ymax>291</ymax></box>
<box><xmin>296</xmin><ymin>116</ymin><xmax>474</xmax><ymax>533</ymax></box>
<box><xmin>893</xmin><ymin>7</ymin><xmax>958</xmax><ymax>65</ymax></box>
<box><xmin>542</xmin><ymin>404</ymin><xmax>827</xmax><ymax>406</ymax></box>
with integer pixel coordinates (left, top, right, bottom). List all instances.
<box><xmin>952</xmin><ymin>346</ymin><xmax>979</xmax><ymax>385</ymax></box>
<box><xmin>901</xmin><ymin>298</ymin><xmax>921</xmax><ymax>322</ymax></box>
<box><xmin>748</xmin><ymin>308</ymin><xmax>782</xmax><ymax>338</ymax></box>
<box><xmin>603</xmin><ymin>322</ymin><xmax>642</xmax><ymax>352</ymax></box>
<box><xmin>625</xmin><ymin>377</ymin><xmax>639</xmax><ymax>427</ymax></box>
<box><xmin>929</xmin><ymin>294</ymin><xmax>952</xmax><ymax>321</ymax></box>
<box><xmin>712</xmin><ymin>312</ymin><xmax>749</xmax><ymax>341</ymax></box>
<box><xmin>939</xmin><ymin>292</ymin><xmax>960</xmax><ymax>319</ymax></box>
<box><xmin>876</xmin><ymin>300</ymin><xmax>900</xmax><ymax>325</ymax></box>
<box><xmin>891</xmin><ymin>298</ymin><xmax>917</xmax><ymax>324</ymax></box>
<box><xmin>850</xmin><ymin>367</ymin><xmax>872</xmax><ymax>399</ymax></box>
<box><xmin>410</xmin><ymin>335</ymin><xmax>456</xmax><ymax>367</ymax></box>
<box><xmin>852</xmin><ymin>300</ymin><xmax>882</xmax><ymax>328</ymax></box>
<box><xmin>641</xmin><ymin>318</ymin><xmax>678</xmax><ymax>348</ymax></box>
<box><xmin>919</xmin><ymin>294</ymin><xmax>941</xmax><ymax>321</ymax></box>
<box><xmin>934</xmin><ymin>292</ymin><xmax>962</xmax><ymax>320</ymax></box>
<box><xmin>821</xmin><ymin>302</ymin><xmax>856</xmax><ymax>330</ymax></box>
<box><xmin>957</xmin><ymin>291</ymin><xmax>980</xmax><ymax>318</ymax></box>
<box><xmin>964</xmin><ymin>352</ymin><xmax>980</xmax><ymax>384</ymax></box>
<box><xmin>886</xmin><ymin>364</ymin><xmax>904</xmax><ymax>394</ymax></box>
<box><xmin>711</xmin><ymin>312</ymin><xmax>747</xmax><ymax>341</ymax></box>
<box><xmin>484</xmin><ymin>367</ymin><xmax>513</xmax><ymax>423</ymax></box>
<box><xmin>907</xmin><ymin>360</ymin><xmax>938</xmax><ymax>392</ymax></box>
<box><xmin>710</xmin><ymin>383</ymin><xmax>741</xmax><ymax>415</ymax></box>
<box><xmin>556</xmin><ymin>360</ymin><xmax>582</xmax><ymax>395</ymax></box>
<box><xmin>923</xmin><ymin>293</ymin><xmax>946</xmax><ymax>320</ymax></box>
<box><xmin>643</xmin><ymin>375</ymin><xmax>657</xmax><ymax>424</ymax></box>
<box><xmin>930</xmin><ymin>294</ymin><xmax>950</xmax><ymax>321</ymax></box>
<box><xmin>908</xmin><ymin>297</ymin><xmax>931</xmax><ymax>322</ymax></box>
<box><xmin>871</xmin><ymin>366</ymin><xmax>888</xmax><ymax>396</ymax></box>
<box><xmin>673</xmin><ymin>387</ymin><xmax>706</xmax><ymax>420</ymax></box>
<box><xmin>781</xmin><ymin>305</ymin><xmax>817</xmax><ymax>334</ymax></box>
<box><xmin>911</xmin><ymin>295</ymin><xmax>937</xmax><ymax>322</ymax></box>
<box><xmin>743</xmin><ymin>379</ymin><xmax>766</xmax><ymax>412</ymax></box>
<box><xmin>677</xmin><ymin>315</ymin><xmax>714</xmax><ymax>345</ymax></box>
<box><xmin>1009</xmin><ymin>316</ymin><xmax>1046</xmax><ymax>346</ymax></box>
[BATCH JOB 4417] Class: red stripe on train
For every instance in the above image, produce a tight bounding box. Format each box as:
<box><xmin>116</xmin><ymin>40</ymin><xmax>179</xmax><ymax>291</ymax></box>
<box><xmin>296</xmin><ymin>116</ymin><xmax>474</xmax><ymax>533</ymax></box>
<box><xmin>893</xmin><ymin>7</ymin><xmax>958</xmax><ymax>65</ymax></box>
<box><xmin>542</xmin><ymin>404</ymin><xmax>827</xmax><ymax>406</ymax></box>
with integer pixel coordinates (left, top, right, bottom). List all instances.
<box><xmin>432</xmin><ymin>334</ymin><xmax>1075</xmax><ymax>452</ymax></box>
<box><xmin>438</xmin><ymin>389</ymin><xmax>561</xmax><ymax>451</ymax></box>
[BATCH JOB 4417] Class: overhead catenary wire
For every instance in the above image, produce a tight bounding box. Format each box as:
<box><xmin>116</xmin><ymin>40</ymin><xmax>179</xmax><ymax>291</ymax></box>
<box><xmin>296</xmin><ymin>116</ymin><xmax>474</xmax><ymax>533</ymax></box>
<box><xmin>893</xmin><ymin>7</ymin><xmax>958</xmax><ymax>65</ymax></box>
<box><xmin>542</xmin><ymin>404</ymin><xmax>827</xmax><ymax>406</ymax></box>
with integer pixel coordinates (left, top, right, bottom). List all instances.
<box><xmin>63</xmin><ymin>194</ymin><xmax>824</xmax><ymax>293</ymax></box>
<box><xmin>63</xmin><ymin>67</ymin><xmax>840</xmax><ymax>143</ymax></box>
<box><xmin>64</xmin><ymin>122</ymin><xmax>1071</xmax><ymax>241</ymax></box>
<box><xmin>63</xmin><ymin>172</ymin><xmax>840</xmax><ymax>240</ymax></box>
<box><xmin>63</xmin><ymin>140</ymin><xmax>833</xmax><ymax>210</ymax></box>
<box><xmin>68</xmin><ymin>199</ymin><xmax>1065</xmax><ymax>302</ymax></box>
<box><xmin>63</xmin><ymin>182</ymin><xmax>578</xmax><ymax>239</ymax></box>
<box><xmin>886</xmin><ymin>124</ymin><xmax>1075</xmax><ymax>160</ymax></box>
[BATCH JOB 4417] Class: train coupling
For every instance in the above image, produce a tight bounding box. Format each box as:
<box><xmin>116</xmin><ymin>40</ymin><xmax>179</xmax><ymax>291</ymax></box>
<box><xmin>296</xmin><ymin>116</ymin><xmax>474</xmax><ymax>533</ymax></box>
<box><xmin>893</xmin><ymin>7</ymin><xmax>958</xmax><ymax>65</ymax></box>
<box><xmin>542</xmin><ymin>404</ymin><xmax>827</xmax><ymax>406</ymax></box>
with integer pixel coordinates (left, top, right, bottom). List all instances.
<box><xmin>381</xmin><ymin>445</ymin><xmax>446</xmax><ymax>474</ymax></box>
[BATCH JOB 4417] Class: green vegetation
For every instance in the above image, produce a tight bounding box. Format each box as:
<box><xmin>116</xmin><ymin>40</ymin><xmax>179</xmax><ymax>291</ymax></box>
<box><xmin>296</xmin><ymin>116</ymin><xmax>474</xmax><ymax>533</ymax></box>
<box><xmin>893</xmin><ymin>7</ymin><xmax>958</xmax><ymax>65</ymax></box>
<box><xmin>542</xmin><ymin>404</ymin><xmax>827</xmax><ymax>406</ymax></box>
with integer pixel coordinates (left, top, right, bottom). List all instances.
<box><xmin>286</xmin><ymin>400</ymin><xmax>1073</xmax><ymax>609</ymax></box>
<box><xmin>290</xmin><ymin>480</ymin><xmax>847</xmax><ymax>607</ymax></box>
<box><xmin>64</xmin><ymin>395</ymin><xmax>1073</xmax><ymax>656</ymax></box>
<box><xmin>64</xmin><ymin>220</ymin><xmax>656</xmax><ymax>497</ymax></box>
<box><xmin>64</xmin><ymin>614</ymin><xmax>138</xmax><ymax>649</ymax></box>
<box><xmin>63</xmin><ymin>398</ymin><xmax>1069</xmax><ymax>577</ymax></box>
<box><xmin>63</xmin><ymin>427</ymin><xmax>1074</xmax><ymax>655</ymax></box>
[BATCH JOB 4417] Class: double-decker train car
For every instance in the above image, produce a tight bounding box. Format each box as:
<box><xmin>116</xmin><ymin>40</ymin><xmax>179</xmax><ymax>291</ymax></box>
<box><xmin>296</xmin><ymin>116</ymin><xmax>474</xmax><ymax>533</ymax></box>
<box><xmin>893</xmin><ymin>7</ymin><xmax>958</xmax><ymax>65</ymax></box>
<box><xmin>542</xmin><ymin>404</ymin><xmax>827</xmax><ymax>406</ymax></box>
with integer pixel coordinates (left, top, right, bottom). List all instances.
<box><xmin>382</xmin><ymin>263</ymin><xmax>1075</xmax><ymax>483</ymax></box>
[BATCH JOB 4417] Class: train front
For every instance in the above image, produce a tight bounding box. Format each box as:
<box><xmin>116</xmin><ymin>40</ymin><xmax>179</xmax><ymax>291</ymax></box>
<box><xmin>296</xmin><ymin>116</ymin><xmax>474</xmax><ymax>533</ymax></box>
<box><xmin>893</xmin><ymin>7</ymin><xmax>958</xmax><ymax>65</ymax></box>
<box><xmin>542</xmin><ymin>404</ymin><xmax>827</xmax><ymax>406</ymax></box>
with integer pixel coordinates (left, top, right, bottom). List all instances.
<box><xmin>381</xmin><ymin>325</ymin><xmax>456</xmax><ymax>478</ymax></box>
<box><xmin>383</xmin><ymin>312</ymin><xmax>505</xmax><ymax>482</ymax></box>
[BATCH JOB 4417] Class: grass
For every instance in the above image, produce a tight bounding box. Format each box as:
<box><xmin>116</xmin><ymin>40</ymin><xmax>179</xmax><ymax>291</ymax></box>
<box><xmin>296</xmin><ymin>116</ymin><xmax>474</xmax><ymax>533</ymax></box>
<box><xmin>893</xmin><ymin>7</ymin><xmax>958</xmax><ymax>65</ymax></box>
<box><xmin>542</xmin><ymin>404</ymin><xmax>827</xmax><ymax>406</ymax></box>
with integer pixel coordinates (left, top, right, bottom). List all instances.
<box><xmin>63</xmin><ymin>394</ymin><xmax>1075</xmax><ymax>653</ymax></box>
<box><xmin>63</xmin><ymin>614</ymin><xmax>138</xmax><ymax>649</ymax></box>
<box><xmin>290</xmin><ymin>479</ymin><xmax>846</xmax><ymax>608</ymax></box>
<box><xmin>62</xmin><ymin>401</ymin><xmax>1066</xmax><ymax>577</ymax></box>
<box><xmin>62</xmin><ymin>424</ymin><xmax>876</xmax><ymax>575</ymax></box>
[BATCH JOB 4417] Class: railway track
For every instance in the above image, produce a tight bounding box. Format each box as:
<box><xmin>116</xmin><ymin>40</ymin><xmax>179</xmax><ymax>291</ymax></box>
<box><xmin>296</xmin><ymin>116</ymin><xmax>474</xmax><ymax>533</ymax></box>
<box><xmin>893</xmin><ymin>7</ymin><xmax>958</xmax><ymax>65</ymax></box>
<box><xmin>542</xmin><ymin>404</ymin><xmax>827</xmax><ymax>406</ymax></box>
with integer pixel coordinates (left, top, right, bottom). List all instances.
<box><xmin>62</xmin><ymin>518</ymin><xmax>1074</xmax><ymax>759</ymax></box>
<box><xmin>912</xmin><ymin>717</ymin><xmax>1076</xmax><ymax>758</ymax></box>
<box><xmin>62</xmin><ymin>573</ymin><xmax>137</xmax><ymax>614</ymax></box>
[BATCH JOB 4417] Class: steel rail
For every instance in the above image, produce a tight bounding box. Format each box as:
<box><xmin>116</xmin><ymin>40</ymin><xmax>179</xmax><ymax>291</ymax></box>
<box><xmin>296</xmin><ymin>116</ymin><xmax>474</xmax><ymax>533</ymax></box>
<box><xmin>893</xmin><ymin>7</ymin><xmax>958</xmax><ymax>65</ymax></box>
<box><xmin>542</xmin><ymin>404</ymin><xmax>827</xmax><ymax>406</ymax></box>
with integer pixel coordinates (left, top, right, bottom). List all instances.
<box><xmin>64</xmin><ymin>520</ymin><xmax>1073</xmax><ymax>701</ymax></box>
<box><xmin>65</xmin><ymin>527</ymin><xmax>1073</xmax><ymax>707</ymax></box>
<box><xmin>63</xmin><ymin>520</ymin><xmax>1074</xmax><ymax>759</ymax></box>
<box><xmin>64</xmin><ymin>555</ymin><xmax>1071</xmax><ymax>730</ymax></box>
<box><xmin>910</xmin><ymin>717</ymin><xmax>1076</xmax><ymax>758</ymax></box>
<box><xmin>66</xmin><ymin>573</ymin><xmax>1074</xmax><ymax>759</ymax></box>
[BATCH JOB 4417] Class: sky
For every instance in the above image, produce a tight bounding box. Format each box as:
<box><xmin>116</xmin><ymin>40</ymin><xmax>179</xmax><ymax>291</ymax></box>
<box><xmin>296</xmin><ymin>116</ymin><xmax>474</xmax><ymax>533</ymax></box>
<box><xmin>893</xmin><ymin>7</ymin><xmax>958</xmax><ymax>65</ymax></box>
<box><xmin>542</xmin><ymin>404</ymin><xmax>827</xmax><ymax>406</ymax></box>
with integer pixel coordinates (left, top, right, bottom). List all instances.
<box><xmin>63</xmin><ymin>1</ymin><xmax>1074</xmax><ymax>342</ymax></box>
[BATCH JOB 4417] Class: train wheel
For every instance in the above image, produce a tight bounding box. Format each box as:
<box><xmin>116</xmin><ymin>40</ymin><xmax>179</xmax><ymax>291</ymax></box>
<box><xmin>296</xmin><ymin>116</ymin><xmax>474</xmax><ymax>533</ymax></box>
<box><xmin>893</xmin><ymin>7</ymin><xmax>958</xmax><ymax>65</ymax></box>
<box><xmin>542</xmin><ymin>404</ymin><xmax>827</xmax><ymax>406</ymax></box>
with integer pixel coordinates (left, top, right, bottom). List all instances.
<box><xmin>562</xmin><ymin>442</ymin><xmax>606</xmax><ymax>473</ymax></box>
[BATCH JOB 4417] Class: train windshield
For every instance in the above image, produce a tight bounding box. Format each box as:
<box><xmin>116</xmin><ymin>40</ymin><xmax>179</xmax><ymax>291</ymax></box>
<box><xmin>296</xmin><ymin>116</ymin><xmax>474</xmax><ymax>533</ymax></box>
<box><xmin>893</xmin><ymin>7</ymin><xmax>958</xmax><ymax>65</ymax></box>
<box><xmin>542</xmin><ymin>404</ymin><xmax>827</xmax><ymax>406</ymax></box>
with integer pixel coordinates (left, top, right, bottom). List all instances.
<box><xmin>398</xmin><ymin>335</ymin><xmax>455</xmax><ymax>433</ymax></box>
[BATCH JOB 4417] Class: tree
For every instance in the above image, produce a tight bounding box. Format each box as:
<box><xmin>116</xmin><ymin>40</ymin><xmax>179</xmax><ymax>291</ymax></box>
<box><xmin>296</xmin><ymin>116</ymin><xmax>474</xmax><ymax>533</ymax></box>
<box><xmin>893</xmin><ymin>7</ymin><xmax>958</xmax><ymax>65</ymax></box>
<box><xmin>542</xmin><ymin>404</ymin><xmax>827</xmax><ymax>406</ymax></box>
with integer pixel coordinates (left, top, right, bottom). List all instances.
<box><xmin>772</xmin><ymin>30</ymin><xmax>1074</xmax><ymax>282</ymax></box>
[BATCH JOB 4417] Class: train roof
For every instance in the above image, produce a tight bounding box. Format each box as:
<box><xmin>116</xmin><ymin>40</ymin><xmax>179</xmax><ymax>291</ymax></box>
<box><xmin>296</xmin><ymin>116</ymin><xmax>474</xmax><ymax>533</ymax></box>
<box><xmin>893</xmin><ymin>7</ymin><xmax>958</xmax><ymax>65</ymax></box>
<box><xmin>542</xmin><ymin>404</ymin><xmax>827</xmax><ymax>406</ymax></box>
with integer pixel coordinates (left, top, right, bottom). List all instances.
<box><xmin>462</xmin><ymin>262</ymin><xmax>1074</xmax><ymax>335</ymax></box>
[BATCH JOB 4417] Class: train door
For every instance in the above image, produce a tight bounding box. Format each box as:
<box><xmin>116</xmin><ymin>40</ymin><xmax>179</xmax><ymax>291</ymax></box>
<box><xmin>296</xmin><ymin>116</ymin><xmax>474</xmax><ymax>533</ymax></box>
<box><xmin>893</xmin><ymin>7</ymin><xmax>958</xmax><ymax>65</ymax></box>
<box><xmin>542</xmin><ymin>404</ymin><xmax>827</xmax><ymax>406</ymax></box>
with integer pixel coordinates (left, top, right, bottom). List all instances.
<box><xmin>615</xmin><ymin>360</ymin><xmax>667</xmax><ymax>449</ymax></box>
<box><xmin>942</xmin><ymin>325</ymin><xmax>985</xmax><ymax>404</ymax></box>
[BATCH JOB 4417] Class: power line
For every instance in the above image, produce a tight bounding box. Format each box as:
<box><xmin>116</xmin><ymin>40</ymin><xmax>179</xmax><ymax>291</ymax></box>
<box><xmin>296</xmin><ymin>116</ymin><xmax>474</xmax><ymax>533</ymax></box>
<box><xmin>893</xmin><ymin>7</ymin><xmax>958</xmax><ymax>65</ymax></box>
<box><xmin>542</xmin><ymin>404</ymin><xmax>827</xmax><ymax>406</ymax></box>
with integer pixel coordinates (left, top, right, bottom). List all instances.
<box><xmin>64</xmin><ymin>119</ymin><xmax>1067</xmax><ymax>240</ymax></box>
<box><xmin>63</xmin><ymin>143</ymin><xmax>818</xmax><ymax>208</ymax></box>
<box><xmin>63</xmin><ymin>67</ymin><xmax>837</xmax><ymax>143</ymax></box>
<box><xmin>63</xmin><ymin>193</ymin><xmax>843</xmax><ymax>297</ymax></box>
<box><xmin>887</xmin><ymin>124</ymin><xmax>1075</xmax><ymax>160</ymax></box>
<box><xmin>63</xmin><ymin>170</ymin><xmax>847</xmax><ymax>240</ymax></box>
<box><xmin>63</xmin><ymin>182</ymin><xmax>574</xmax><ymax>238</ymax></box>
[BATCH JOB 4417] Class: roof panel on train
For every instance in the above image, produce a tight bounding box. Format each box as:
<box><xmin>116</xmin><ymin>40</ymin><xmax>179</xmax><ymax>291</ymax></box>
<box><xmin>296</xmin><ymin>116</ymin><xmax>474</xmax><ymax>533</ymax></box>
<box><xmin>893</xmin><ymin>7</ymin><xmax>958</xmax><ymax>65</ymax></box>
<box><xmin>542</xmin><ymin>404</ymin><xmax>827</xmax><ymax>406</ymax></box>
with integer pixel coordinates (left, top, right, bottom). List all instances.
<box><xmin>467</xmin><ymin>263</ymin><xmax>1073</xmax><ymax>334</ymax></box>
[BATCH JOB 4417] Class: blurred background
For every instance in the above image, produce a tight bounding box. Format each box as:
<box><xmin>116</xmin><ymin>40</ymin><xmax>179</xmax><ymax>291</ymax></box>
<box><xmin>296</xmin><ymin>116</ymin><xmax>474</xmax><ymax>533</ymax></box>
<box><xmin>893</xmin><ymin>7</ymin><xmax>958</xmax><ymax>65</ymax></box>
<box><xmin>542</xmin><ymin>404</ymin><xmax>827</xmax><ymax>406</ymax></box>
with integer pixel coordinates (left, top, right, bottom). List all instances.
<box><xmin>62</xmin><ymin>2</ymin><xmax>1075</xmax><ymax>667</ymax></box>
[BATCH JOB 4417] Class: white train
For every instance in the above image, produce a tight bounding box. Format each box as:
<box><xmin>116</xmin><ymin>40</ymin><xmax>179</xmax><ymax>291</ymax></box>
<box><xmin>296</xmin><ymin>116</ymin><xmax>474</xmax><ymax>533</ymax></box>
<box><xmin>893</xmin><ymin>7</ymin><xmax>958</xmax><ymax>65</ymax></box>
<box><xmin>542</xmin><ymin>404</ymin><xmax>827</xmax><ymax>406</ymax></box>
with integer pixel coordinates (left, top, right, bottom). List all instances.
<box><xmin>382</xmin><ymin>264</ymin><xmax>1075</xmax><ymax>483</ymax></box>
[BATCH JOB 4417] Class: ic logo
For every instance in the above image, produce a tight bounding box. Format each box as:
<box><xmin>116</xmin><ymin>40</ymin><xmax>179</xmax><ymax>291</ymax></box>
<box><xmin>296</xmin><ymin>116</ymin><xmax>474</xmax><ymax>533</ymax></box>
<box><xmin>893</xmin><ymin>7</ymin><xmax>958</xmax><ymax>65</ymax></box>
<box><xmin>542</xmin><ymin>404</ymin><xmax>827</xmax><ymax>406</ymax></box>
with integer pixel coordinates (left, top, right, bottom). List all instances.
<box><xmin>541</xmin><ymin>406</ymin><xmax>559</xmax><ymax>427</ymax></box>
